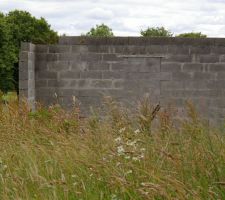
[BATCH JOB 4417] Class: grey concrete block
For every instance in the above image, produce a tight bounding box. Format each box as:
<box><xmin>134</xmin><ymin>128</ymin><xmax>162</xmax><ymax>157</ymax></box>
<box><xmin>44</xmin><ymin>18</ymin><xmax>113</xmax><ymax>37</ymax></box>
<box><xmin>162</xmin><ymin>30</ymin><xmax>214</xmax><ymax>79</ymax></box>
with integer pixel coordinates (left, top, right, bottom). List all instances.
<box><xmin>21</xmin><ymin>42</ymin><xmax>36</xmax><ymax>52</ymax></box>
<box><xmin>199</xmin><ymin>55</ymin><xmax>219</xmax><ymax>63</ymax></box>
<box><xmin>48</xmin><ymin>61</ymin><xmax>70</xmax><ymax>71</ymax></box>
<box><xmin>60</xmin><ymin>71</ymin><xmax>80</xmax><ymax>79</ymax></box>
<box><xmin>102</xmin><ymin>53</ymin><xmax>122</xmax><ymax>61</ymax></box>
<box><xmin>163</xmin><ymin>55</ymin><xmax>192</xmax><ymax>62</ymax></box>
<box><xmin>47</xmin><ymin>53</ymin><xmax>59</xmax><ymax>62</ymax></box>
<box><xmin>19</xmin><ymin>80</ymin><xmax>28</xmax><ymax>89</ymax></box>
<box><xmin>71</xmin><ymin>62</ymin><xmax>88</xmax><ymax>71</ymax></box>
<box><xmin>36</xmin><ymin>61</ymin><xmax>48</xmax><ymax>71</ymax></box>
<box><xmin>36</xmin><ymin>45</ymin><xmax>49</xmax><ymax>53</ymax></box>
<box><xmin>193</xmin><ymin>72</ymin><xmax>216</xmax><ymax>80</ymax></box>
<box><xmin>76</xmin><ymin>80</ymin><xmax>90</xmax><ymax>88</ymax></box>
<box><xmin>113</xmin><ymin>80</ymin><xmax>124</xmax><ymax>88</ymax></box>
<box><xmin>190</xmin><ymin>46</ymin><xmax>211</xmax><ymax>54</ymax></box>
<box><xmin>36</xmin><ymin>88</ymin><xmax>57</xmax><ymax>97</ymax></box>
<box><xmin>80</xmin><ymin>71</ymin><xmax>102</xmax><ymax>79</ymax></box>
<box><xmin>72</xmin><ymin>45</ymin><xmax>88</xmax><ymax>53</ymax></box>
<box><xmin>58</xmin><ymin>89</ymin><xmax>79</xmax><ymax>97</ymax></box>
<box><xmin>37</xmin><ymin>71</ymin><xmax>57</xmax><ymax>79</ymax></box>
<box><xmin>172</xmin><ymin>72</ymin><xmax>193</xmax><ymax>80</ymax></box>
<box><xmin>88</xmin><ymin>62</ymin><xmax>110</xmax><ymax>71</ymax></box>
<box><xmin>182</xmin><ymin>63</ymin><xmax>203</xmax><ymax>71</ymax></box>
<box><xmin>36</xmin><ymin>80</ymin><xmax>47</xmax><ymax>88</ymax></box>
<box><xmin>111</xmin><ymin>63</ymin><xmax>127</xmax><ymax>71</ymax></box>
<box><xmin>167</xmin><ymin>45</ymin><xmax>190</xmax><ymax>54</ymax></box>
<box><xmin>126</xmin><ymin>72</ymin><xmax>169</xmax><ymax>80</ymax></box>
<box><xmin>36</xmin><ymin>53</ymin><xmax>47</xmax><ymax>61</ymax></box>
<box><xmin>88</xmin><ymin>45</ymin><xmax>116</xmax><ymax>53</ymax></box>
<box><xmin>91</xmin><ymin>80</ymin><xmax>112</xmax><ymax>88</ymax></box>
<box><xmin>102</xmin><ymin>71</ymin><xmax>125</xmax><ymax>79</ymax></box>
<box><xmin>160</xmin><ymin>81</ymin><xmax>185</xmax><ymax>90</ymax></box>
<box><xmin>48</xmin><ymin>80</ymin><xmax>58</xmax><ymax>87</ymax></box>
<box><xmin>78</xmin><ymin>89</ymin><xmax>103</xmax><ymax>97</ymax></box>
<box><xmin>207</xmin><ymin>80</ymin><xmax>225</xmax><ymax>89</ymax></box>
<box><xmin>19</xmin><ymin>69</ymin><xmax>28</xmax><ymax>80</ymax></box>
<box><xmin>161</xmin><ymin>62</ymin><xmax>181</xmax><ymax>72</ymax></box>
<box><xmin>59</xmin><ymin>53</ymin><xmax>80</xmax><ymax>61</ymax></box>
<box><xmin>80</xmin><ymin>53</ymin><xmax>102</xmax><ymax>62</ymax></box>
<box><xmin>209</xmin><ymin>63</ymin><xmax>225</xmax><ymax>71</ymax></box>
<box><xmin>49</xmin><ymin>45</ymin><xmax>71</xmax><ymax>53</ymax></box>
<box><xmin>184</xmin><ymin>81</ymin><xmax>209</xmax><ymax>90</ymax></box>
<box><xmin>211</xmin><ymin>46</ymin><xmax>225</xmax><ymax>54</ymax></box>
<box><xmin>216</xmin><ymin>72</ymin><xmax>225</xmax><ymax>80</ymax></box>
<box><xmin>122</xmin><ymin>45</ymin><xmax>146</xmax><ymax>54</ymax></box>
<box><xmin>145</xmin><ymin>45</ymin><xmax>168</xmax><ymax>54</ymax></box>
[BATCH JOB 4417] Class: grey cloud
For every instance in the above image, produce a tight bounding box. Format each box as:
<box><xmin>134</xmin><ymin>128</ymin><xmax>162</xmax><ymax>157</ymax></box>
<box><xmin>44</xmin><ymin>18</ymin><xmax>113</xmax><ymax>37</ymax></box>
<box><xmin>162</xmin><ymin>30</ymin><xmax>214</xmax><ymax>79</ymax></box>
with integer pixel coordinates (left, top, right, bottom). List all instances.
<box><xmin>1</xmin><ymin>0</ymin><xmax>225</xmax><ymax>37</ymax></box>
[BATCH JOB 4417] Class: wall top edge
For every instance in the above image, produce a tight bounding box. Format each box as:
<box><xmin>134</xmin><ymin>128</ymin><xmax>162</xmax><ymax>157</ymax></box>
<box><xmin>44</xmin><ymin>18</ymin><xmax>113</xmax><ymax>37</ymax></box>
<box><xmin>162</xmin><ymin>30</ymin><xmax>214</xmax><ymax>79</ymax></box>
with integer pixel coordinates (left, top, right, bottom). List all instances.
<box><xmin>58</xmin><ymin>36</ymin><xmax>225</xmax><ymax>46</ymax></box>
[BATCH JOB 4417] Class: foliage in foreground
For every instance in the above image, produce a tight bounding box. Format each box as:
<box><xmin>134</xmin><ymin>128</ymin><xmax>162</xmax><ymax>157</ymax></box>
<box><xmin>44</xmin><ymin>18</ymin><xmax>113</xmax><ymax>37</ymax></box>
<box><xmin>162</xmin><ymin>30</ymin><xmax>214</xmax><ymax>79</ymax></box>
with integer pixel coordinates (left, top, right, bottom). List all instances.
<box><xmin>0</xmin><ymin>97</ymin><xmax>225</xmax><ymax>200</ymax></box>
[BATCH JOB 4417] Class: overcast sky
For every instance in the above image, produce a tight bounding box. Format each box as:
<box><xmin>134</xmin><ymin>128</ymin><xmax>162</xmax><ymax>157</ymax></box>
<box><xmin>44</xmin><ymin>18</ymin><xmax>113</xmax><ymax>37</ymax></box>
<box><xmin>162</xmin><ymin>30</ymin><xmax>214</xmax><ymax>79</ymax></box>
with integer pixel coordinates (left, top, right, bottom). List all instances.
<box><xmin>1</xmin><ymin>0</ymin><xmax>225</xmax><ymax>37</ymax></box>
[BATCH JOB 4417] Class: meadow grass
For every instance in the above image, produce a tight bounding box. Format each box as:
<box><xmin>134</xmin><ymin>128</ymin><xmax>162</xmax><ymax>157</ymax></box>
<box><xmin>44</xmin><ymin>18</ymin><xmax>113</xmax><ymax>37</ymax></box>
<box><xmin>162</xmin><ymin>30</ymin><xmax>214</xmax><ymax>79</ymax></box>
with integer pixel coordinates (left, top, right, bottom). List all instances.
<box><xmin>0</xmin><ymin>96</ymin><xmax>225</xmax><ymax>200</ymax></box>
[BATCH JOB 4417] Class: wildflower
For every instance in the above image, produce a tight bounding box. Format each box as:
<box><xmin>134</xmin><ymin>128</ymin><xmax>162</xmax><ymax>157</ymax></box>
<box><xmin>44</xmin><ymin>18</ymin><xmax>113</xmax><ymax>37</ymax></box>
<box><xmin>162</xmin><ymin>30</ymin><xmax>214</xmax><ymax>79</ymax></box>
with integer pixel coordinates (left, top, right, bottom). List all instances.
<box><xmin>134</xmin><ymin>129</ymin><xmax>140</xmax><ymax>134</ymax></box>
<box><xmin>73</xmin><ymin>182</ymin><xmax>78</xmax><ymax>186</ymax></box>
<box><xmin>111</xmin><ymin>194</ymin><xmax>120</xmax><ymax>200</ymax></box>
<box><xmin>126</xmin><ymin>140</ymin><xmax>136</xmax><ymax>147</ymax></box>
<box><xmin>117</xmin><ymin>145</ymin><xmax>125</xmax><ymax>156</ymax></box>
<box><xmin>132</xmin><ymin>157</ymin><xmax>140</xmax><ymax>161</ymax></box>
<box><xmin>125</xmin><ymin>155</ymin><xmax>131</xmax><ymax>160</ymax></box>
<box><xmin>119</xmin><ymin>127</ymin><xmax>126</xmax><ymax>133</ymax></box>
<box><xmin>114</xmin><ymin>137</ymin><xmax>122</xmax><ymax>143</ymax></box>
<box><xmin>125</xmin><ymin>170</ymin><xmax>133</xmax><ymax>175</ymax></box>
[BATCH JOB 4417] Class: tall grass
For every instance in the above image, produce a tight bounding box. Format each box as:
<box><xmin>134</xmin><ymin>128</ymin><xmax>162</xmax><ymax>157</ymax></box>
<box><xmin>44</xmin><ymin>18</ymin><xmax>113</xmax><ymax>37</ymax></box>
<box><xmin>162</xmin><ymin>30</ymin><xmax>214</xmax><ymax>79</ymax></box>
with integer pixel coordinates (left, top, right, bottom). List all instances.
<box><xmin>0</xmin><ymin>96</ymin><xmax>225</xmax><ymax>200</ymax></box>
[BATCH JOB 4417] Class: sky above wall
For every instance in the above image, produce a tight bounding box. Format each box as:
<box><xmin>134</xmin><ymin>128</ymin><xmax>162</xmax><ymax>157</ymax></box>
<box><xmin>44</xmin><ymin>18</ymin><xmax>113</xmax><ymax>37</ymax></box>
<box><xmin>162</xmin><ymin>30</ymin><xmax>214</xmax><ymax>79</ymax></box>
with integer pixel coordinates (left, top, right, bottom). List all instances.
<box><xmin>1</xmin><ymin>0</ymin><xmax>225</xmax><ymax>37</ymax></box>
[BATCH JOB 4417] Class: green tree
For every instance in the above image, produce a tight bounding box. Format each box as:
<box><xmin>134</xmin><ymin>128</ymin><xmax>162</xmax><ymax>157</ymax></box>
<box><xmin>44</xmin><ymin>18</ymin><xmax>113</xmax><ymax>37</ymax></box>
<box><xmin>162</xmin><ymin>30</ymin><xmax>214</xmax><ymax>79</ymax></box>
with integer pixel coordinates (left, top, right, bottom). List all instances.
<box><xmin>176</xmin><ymin>32</ymin><xmax>207</xmax><ymax>38</ymax></box>
<box><xmin>0</xmin><ymin>10</ymin><xmax>59</xmax><ymax>92</ymax></box>
<box><xmin>86</xmin><ymin>24</ymin><xmax>114</xmax><ymax>37</ymax></box>
<box><xmin>140</xmin><ymin>26</ymin><xmax>173</xmax><ymax>37</ymax></box>
<box><xmin>0</xmin><ymin>13</ymin><xmax>17</xmax><ymax>92</ymax></box>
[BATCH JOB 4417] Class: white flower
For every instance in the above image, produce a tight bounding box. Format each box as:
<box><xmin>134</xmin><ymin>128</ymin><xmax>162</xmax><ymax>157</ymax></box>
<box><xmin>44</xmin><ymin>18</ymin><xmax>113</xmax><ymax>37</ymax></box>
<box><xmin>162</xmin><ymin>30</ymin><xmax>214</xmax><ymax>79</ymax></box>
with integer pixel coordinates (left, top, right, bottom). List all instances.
<box><xmin>132</xmin><ymin>157</ymin><xmax>140</xmax><ymax>161</ymax></box>
<box><xmin>117</xmin><ymin>145</ymin><xmax>125</xmax><ymax>155</ymax></box>
<box><xmin>125</xmin><ymin>170</ymin><xmax>133</xmax><ymax>175</ymax></box>
<box><xmin>119</xmin><ymin>127</ymin><xmax>126</xmax><ymax>133</ymax></box>
<box><xmin>126</xmin><ymin>140</ymin><xmax>136</xmax><ymax>146</ymax></box>
<box><xmin>134</xmin><ymin>129</ymin><xmax>140</xmax><ymax>134</ymax></box>
<box><xmin>124</xmin><ymin>155</ymin><xmax>131</xmax><ymax>160</ymax></box>
<box><xmin>114</xmin><ymin>137</ymin><xmax>122</xmax><ymax>143</ymax></box>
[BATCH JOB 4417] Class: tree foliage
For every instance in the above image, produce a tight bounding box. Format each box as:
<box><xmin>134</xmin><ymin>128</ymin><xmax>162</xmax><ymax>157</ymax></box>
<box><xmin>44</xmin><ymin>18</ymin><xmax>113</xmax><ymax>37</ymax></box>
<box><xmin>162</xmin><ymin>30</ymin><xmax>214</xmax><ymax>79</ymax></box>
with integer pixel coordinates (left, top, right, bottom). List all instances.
<box><xmin>86</xmin><ymin>24</ymin><xmax>114</xmax><ymax>37</ymax></box>
<box><xmin>0</xmin><ymin>10</ymin><xmax>58</xmax><ymax>92</ymax></box>
<box><xmin>176</xmin><ymin>32</ymin><xmax>207</xmax><ymax>38</ymax></box>
<box><xmin>0</xmin><ymin>13</ymin><xmax>17</xmax><ymax>92</ymax></box>
<box><xmin>140</xmin><ymin>26</ymin><xmax>173</xmax><ymax>37</ymax></box>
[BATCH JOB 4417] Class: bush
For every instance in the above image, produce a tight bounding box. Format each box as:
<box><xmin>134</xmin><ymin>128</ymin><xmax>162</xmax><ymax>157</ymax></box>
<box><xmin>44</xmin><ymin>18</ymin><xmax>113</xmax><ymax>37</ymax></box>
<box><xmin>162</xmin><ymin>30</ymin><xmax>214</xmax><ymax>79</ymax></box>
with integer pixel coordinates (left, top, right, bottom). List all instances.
<box><xmin>140</xmin><ymin>26</ymin><xmax>173</xmax><ymax>37</ymax></box>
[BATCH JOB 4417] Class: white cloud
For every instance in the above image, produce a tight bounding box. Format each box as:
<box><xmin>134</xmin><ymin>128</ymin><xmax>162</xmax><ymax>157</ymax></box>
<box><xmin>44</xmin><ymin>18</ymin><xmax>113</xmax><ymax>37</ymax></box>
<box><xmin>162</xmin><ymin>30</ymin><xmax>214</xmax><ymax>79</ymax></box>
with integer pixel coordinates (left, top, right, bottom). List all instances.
<box><xmin>1</xmin><ymin>0</ymin><xmax>225</xmax><ymax>37</ymax></box>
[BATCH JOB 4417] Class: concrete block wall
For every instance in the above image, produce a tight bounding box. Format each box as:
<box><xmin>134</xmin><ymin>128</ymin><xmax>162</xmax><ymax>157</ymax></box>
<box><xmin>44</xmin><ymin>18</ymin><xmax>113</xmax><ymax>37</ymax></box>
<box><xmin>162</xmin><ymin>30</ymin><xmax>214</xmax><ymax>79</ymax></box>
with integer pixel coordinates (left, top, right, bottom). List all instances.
<box><xmin>19</xmin><ymin>37</ymin><xmax>225</xmax><ymax>124</ymax></box>
<box><xmin>19</xmin><ymin>43</ymin><xmax>36</xmax><ymax>110</ymax></box>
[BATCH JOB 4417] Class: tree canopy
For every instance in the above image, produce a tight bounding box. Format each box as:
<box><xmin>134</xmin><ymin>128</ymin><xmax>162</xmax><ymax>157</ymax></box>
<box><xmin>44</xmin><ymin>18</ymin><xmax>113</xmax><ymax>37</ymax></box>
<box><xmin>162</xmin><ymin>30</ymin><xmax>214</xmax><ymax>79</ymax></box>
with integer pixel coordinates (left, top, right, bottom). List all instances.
<box><xmin>86</xmin><ymin>24</ymin><xmax>114</xmax><ymax>37</ymax></box>
<box><xmin>0</xmin><ymin>10</ymin><xmax>58</xmax><ymax>92</ymax></box>
<box><xmin>140</xmin><ymin>27</ymin><xmax>173</xmax><ymax>37</ymax></box>
<box><xmin>176</xmin><ymin>32</ymin><xmax>207</xmax><ymax>38</ymax></box>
